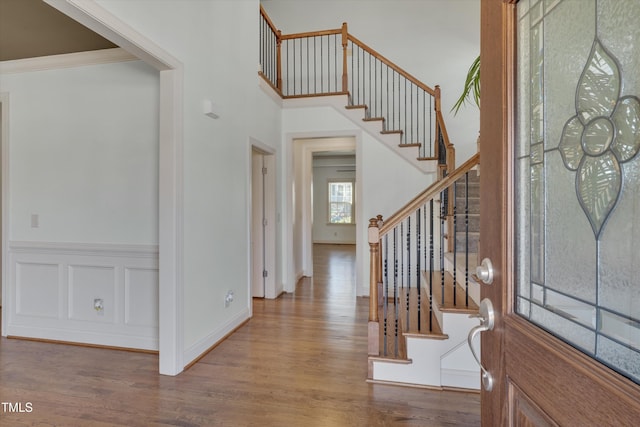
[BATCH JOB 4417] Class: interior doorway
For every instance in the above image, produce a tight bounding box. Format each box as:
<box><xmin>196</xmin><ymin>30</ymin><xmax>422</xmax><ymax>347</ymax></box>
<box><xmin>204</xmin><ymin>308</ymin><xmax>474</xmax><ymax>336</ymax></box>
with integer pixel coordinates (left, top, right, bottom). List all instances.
<box><xmin>251</xmin><ymin>147</ymin><xmax>276</xmax><ymax>299</ymax></box>
<box><xmin>291</xmin><ymin>136</ymin><xmax>358</xmax><ymax>290</ymax></box>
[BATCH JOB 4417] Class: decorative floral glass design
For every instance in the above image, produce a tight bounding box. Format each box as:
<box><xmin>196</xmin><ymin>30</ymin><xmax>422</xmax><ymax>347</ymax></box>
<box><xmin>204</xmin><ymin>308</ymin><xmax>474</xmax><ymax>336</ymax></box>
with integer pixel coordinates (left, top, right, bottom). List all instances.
<box><xmin>558</xmin><ymin>40</ymin><xmax>640</xmax><ymax>238</ymax></box>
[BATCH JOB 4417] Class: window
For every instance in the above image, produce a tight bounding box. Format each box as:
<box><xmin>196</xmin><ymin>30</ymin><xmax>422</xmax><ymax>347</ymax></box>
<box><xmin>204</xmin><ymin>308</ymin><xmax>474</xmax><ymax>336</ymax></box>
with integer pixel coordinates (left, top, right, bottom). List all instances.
<box><xmin>328</xmin><ymin>181</ymin><xmax>354</xmax><ymax>224</ymax></box>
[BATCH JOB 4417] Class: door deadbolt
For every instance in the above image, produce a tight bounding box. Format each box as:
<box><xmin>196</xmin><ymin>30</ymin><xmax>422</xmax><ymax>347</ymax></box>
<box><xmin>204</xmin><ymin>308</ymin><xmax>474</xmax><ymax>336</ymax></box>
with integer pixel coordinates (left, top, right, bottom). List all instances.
<box><xmin>475</xmin><ymin>258</ymin><xmax>494</xmax><ymax>285</ymax></box>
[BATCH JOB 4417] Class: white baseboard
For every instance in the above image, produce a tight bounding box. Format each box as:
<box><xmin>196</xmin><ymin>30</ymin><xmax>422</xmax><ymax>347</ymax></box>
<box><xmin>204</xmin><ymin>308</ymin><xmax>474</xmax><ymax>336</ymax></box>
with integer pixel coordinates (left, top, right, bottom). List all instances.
<box><xmin>5</xmin><ymin>241</ymin><xmax>159</xmax><ymax>350</ymax></box>
<box><xmin>441</xmin><ymin>368</ymin><xmax>480</xmax><ymax>390</ymax></box>
<box><xmin>183</xmin><ymin>307</ymin><xmax>250</xmax><ymax>366</ymax></box>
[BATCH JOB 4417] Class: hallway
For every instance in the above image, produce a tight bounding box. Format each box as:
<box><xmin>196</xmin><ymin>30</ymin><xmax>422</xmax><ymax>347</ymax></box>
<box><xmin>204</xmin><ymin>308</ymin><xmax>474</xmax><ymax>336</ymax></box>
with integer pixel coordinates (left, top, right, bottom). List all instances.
<box><xmin>0</xmin><ymin>244</ymin><xmax>480</xmax><ymax>426</ymax></box>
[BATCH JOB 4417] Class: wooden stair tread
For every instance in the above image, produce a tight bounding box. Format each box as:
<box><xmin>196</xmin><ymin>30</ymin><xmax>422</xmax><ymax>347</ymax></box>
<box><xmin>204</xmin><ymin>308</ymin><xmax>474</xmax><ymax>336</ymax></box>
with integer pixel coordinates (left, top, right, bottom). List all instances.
<box><xmin>417</xmin><ymin>156</ymin><xmax>438</xmax><ymax>161</ymax></box>
<box><xmin>399</xmin><ymin>143</ymin><xmax>421</xmax><ymax>148</ymax></box>
<box><xmin>397</xmin><ymin>287</ymin><xmax>447</xmax><ymax>339</ymax></box>
<box><xmin>363</xmin><ymin>117</ymin><xmax>384</xmax><ymax>122</ymax></box>
<box><xmin>380</xmin><ymin>130</ymin><xmax>403</xmax><ymax>135</ymax></box>
<box><xmin>423</xmin><ymin>271</ymin><xmax>479</xmax><ymax>313</ymax></box>
<box><xmin>345</xmin><ymin>104</ymin><xmax>367</xmax><ymax>110</ymax></box>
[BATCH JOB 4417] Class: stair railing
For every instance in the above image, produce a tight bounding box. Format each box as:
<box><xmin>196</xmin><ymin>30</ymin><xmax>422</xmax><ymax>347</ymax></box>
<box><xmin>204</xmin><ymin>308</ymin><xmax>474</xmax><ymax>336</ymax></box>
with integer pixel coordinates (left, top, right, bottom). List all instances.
<box><xmin>368</xmin><ymin>153</ymin><xmax>479</xmax><ymax>358</ymax></box>
<box><xmin>258</xmin><ymin>6</ymin><xmax>455</xmax><ymax>172</ymax></box>
<box><xmin>259</xmin><ymin>5</ymin><xmax>282</xmax><ymax>94</ymax></box>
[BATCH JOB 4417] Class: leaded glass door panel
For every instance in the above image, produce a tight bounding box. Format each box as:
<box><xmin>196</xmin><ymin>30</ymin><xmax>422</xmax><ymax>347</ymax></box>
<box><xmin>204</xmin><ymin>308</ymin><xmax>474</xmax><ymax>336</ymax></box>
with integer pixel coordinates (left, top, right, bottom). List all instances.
<box><xmin>479</xmin><ymin>0</ymin><xmax>640</xmax><ymax>425</ymax></box>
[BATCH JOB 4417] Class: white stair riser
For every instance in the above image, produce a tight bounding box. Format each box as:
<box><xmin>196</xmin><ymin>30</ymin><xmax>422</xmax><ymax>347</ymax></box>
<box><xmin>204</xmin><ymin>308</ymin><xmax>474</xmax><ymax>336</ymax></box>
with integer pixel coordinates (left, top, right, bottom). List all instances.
<box><xmin>372</xmin><ymin>311</ymin><xmax>480</xmax><ymax>390</ymax></box>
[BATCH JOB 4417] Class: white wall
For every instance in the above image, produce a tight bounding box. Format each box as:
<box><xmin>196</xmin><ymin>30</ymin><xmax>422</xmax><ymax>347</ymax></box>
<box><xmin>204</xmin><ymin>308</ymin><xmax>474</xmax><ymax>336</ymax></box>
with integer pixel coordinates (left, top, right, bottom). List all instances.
<box><xmin>1</xmin><ymin>60</ymin><xmax>159</xmax><ymax>244</ymax></box>
<box><xmin>262</xmin><ymin>0</ymin><xmax>481</xmax><ymax>164</ymax></box>
<box><xmin>312</xmin><ymin>155</ymin><xmax>356</xmax><ymax>244</ymax></box>
<box><xmin>95</xmin><ymin>0</ymin><xmax>282</xmax><ymax>365</ymax></box>
<box><xmin>0</xmin><ymin>59</ymin><xmax>160</xmax><ymax>348</ymax></box>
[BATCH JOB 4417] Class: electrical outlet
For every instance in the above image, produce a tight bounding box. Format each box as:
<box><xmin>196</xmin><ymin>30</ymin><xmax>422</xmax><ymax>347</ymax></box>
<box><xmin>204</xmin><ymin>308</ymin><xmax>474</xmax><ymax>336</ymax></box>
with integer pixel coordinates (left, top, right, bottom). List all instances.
<box><xmin>94</xmin><ymin>298</ymin><xmax>104</xmax><ymax>316</ymax></box>
<box><xmin>224</xmin><ymin>291</ymin><xmax>234</xmax><ymax>308</ymax></box>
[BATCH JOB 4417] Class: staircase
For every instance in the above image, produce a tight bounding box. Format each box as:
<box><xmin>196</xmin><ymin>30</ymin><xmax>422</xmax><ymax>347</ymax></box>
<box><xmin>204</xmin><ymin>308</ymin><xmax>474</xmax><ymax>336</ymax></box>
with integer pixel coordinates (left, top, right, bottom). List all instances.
<box><xmin>367</xmin><ymin>155</ymin><xmax>481</xmax><ymax>390</ymax></box>
<box><xmin>259</xmin><ymin>6</ymin><xmax>455</xmax><ymax>177</ymax></box>
<box><xmin>258</xmin><ymin>6</ymin><xmax>480</xmax><ymax>390</ymax></box>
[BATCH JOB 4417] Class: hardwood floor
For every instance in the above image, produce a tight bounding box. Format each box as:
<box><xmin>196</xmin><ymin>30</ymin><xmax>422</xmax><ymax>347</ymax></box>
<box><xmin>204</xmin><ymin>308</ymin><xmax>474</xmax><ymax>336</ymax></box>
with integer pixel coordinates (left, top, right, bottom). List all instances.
<box><xmin>0</xmin><ymin>244</ymin><xmax>480</xmax><ymax>426</ymax></box>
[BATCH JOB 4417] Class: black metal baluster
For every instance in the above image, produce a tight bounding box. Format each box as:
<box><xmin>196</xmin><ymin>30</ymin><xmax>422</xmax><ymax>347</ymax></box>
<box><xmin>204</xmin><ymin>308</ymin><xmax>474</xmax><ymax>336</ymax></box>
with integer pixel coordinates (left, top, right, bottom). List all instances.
<box><xmin>361</xmin><ymin>46</ymin><xmax>364</xmax><ymax>105</ymax></box>
<box><xmin>406</xmin><ymin>217</ymin><xmax>411</xmax><ymax>331</ymax></box>
<box><xmin>386</xmin><ymin>65</ymin><xmax>389</xmax><ymax>125</ymax></box>
<box><xmin>383</xmin><ymin>234</ymin><xmax>388</xmax><ymax>356</ymax></box>
<box><xmin>465</xmin><ymin>172</ymin><xmax>470</xmax><ymax>307</ymax></box>
<box><xmin>319</xmin><ymin>36</ymin><xmax>323</xmax><ymax>93</ymax></box>
<box><xmin>400</xmin><ymin>221</ymin><xmax>404</xmax><ymax>297</ymax></box>
<box><xmin>397</xmin><ymin>71</ymin><xmax>401</xmax><ymax>136</ymax></box>
<box><xmin>349</xmin><ymin>41</ymin><xmax>353</xmax><ymax>102</ymax></box>
<box><xmin>409</xmin><ymin>83</ymin><xmax>416</xmax><ymax>144</ymax></box>
<box><xmin>333</xmin><ymin>35</ymin><xmax>338</xmax><ymax>92</ymax></box>
<box><xmin>429</xmin><ymin>199</ymin><xmax>434</xmax><ymax>332</ymax></box>
<box><xmin>416</xmin><ymin>208</ymin><xmax>421</xmax><ymax>332</ymax></box>
<box><xmin>422</xmin><ymin>91</ymin><xmax>426</xmax><ymax>158</ymax></box>
<box><xmin>440</xmin><ymin>190</ymin><xmax>445</xmax><ymax>306</ymax></box>
<box><xmin>326</xmin><ymin>35</ymin><xmax>330</xmax><ymax>92</ymax></box>
<box><xmin>424</xmin><ymin>203</ymin><xmax>427</xmax><ymax>277</ymax></box>
<box><xmin>390</xmin><ymin>70</ymin><xmax>394</xmax><ymax>131</ymax></box>
<box><xmin>404</xmin><ymin>79</ymin><xmax>407</xmax><ymax>145</ymax></box>
<box><xmin>394</xmin><ymin>227</ymin><xmax>398</xmax><ymax>357</ymax></box>
<box><xmin>453</xmin><ymin>181</ymin><xmax>458</xmax><ymax>306</ymax></box>
<box><xmin>368</xmin><ymin>53</ymin><xmax>372</xmax><ymax>113</ymax></box>
<box><xmin>306</xmin><ymin>37</ymin><xmax>309</xmax><ymax>94</ymax></box>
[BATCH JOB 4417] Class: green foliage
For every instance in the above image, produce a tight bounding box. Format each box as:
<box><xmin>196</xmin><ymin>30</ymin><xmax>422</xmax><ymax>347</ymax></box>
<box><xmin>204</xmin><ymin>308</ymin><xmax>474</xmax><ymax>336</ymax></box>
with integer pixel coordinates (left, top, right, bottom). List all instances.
<box><xmin>451</xmin><ymin>55</ymin><xmax>480</xmax><ymax>115</ymax></box>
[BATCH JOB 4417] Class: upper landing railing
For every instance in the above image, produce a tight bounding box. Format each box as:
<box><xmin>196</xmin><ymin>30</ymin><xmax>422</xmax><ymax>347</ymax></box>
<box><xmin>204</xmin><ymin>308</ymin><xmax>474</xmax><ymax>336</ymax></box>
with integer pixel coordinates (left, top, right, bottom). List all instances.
<box><xmin>259</xmin><ymin>6</ymin><xmax>454</xmax><ymax>176</ymax></box>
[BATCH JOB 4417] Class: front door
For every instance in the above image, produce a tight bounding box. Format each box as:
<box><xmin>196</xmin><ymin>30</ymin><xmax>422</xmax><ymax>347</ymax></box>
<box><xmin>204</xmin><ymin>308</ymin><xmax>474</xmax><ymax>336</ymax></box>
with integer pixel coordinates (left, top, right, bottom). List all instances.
<box><xmin>480</xmin><ymin>0</ymin><xmax>640</xmax><ymax>424</ymax></box>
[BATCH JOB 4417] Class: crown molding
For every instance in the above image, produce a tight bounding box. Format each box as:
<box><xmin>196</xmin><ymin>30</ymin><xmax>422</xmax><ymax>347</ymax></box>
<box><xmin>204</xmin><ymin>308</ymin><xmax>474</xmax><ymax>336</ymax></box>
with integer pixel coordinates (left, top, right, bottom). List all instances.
<box><xmin>0</xmin><ymin>47</ymin><xmax>137</xmax><ymax>74</ymax></box>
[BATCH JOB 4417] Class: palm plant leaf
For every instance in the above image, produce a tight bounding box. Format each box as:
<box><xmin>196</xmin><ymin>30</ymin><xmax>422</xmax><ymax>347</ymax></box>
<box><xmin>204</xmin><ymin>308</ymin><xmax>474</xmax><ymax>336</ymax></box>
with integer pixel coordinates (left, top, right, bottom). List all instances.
<box><xmin>451</xmin><ymin>55</ymin><xmax>480</xmax><ymax>115</ymax></box>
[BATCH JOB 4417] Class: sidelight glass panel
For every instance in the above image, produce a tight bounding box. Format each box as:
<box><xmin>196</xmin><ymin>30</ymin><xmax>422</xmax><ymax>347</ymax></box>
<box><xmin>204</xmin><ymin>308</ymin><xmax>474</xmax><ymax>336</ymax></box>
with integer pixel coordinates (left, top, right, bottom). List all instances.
<box><xmin>516</xmin><ymin>0</ymin><xmax>640</xmax><ymax>385</ymax></box>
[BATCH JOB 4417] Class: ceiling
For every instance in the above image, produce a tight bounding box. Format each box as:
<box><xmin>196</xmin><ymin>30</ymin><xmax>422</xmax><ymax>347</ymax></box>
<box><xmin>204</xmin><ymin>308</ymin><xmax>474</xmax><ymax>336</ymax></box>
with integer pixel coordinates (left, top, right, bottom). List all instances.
<box><xmin>0</xmin><ymin>0</ymin><xmax>117</xmax><ymax>61</ymax></box>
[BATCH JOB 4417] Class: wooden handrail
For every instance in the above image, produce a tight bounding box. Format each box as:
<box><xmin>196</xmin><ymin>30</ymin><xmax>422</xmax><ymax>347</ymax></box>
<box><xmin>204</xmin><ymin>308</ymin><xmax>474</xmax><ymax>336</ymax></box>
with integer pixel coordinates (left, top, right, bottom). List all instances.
<box><xmin>281</xmin><ymin>28</ymin><xmax>342</xmax><ymax>40</ymax></box>
<box><xmin>259</xmin><ymin>5</ymin><xmax>279</xmax><ymax>35</ymax></box>
<box><xmin>379</xmin><ymin>153</ymin><xmax>480</xmax><ymax>236</ymax></box>
<box><xmin>347</xmin><ymin>33</ymin><xmax>437</xmax><ymax>97</ymax></box>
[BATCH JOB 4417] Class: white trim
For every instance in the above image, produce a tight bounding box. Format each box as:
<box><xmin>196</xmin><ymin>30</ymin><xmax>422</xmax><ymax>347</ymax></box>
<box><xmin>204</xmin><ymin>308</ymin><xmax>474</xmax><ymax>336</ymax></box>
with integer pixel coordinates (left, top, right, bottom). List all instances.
<box><xmin>42</xmin><ymin>0</ymin><xmax>184</xmax><ymax>375</ymax></box>
<box><xmin>440</xmin><ymin>368</ymin><xmax>480</xmax><ymax>390</ymax></box>
<box><xmin>43</xmin><ymin>0</ymin><xmax>181</xmax><ymax>71</ymax></box>
<box><xmin>9</xmin><ymin>241</ymin><xmax>158</xmax><ymax>258</ymax></box>
<box><xmin>0</xmin><ymin>92</ymin><xmax>8</xmax><ymax>334</ymax></box>
<box><xmin>248</xmin><ymin>138</ymin><xmax>279</xmax><ymax>306</ymax></box>
<box><xmin>284</xmin><ymin>131</ymin><xmax>362</xmax><ymax>293</ymax></box>
<box><xmin>182</xmin><ymin>307</ymin><xmax>250</xmax><ymax>365</ymax></box>
<box><xmin>0</xmin><ymin>48</ymin><xmax>137</xmax><ymax>74</ymax></box>
<box><xmin>6</xmin><ymin>242</ymin><xmax>159</xmax><ymax>351</ymax></box>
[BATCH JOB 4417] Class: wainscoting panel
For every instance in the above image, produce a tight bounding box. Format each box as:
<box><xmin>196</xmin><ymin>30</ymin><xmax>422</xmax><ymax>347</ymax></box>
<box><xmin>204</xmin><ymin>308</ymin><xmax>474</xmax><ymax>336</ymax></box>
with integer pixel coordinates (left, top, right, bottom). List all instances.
<box><xmin>124</xmin><ymin>267</ymin><xmax>159</xmax><ymax>328</ymax></box>
<box><xmin>15</xmin><ymin>262</ymin><xmax>61</xmax><ymax>318</ymax></box>
<box><xmin>6</xmin><ymin>242</ymin><xmax>159</xmax><ymax>350</ymax></box>
<box><xmin>69</xmin><ymin>265</ymin><xmax>116</xmax><ymax>323</ymax></box>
